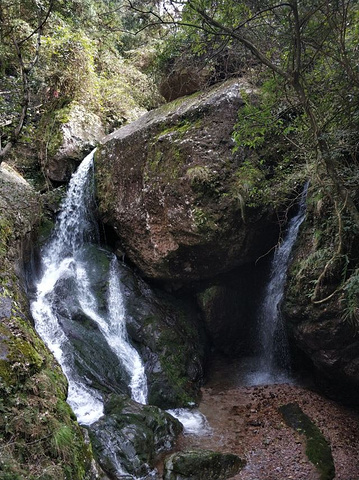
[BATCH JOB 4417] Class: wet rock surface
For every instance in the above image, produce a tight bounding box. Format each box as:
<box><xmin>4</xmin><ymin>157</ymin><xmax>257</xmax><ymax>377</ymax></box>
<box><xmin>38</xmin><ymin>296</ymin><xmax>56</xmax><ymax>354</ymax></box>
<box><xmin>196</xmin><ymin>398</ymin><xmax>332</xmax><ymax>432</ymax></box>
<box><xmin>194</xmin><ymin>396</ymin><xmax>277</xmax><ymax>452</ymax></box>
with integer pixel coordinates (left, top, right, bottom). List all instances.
<box><xmin>119</xmin><ymin>266</ymin><xmax>206</xmax><ymax>409</ymax></box>
<box><xmin>178</xmin><ymin>357</ymin><xmax>359</xmax><ymax>480</ymax></box>
<box><xmin>89</xmin><ymin>394</ymin><xmax>183</xmax><ymax>479</ymax></box>
<box><xmin>54</xmin><ymin>244</ymin><xmax>205</xmax><ymax>409</ymax></box>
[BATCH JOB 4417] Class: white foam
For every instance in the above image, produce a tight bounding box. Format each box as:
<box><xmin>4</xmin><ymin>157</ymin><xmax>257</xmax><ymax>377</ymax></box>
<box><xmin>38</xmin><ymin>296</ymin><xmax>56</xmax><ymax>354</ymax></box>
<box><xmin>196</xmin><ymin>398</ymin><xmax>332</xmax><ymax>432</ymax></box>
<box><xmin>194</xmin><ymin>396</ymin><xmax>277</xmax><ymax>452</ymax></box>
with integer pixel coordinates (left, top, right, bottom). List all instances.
<box><xmin>167</xmin><ymin>408</ymin><xmax>212</xmax><ymax>436</ymax></box>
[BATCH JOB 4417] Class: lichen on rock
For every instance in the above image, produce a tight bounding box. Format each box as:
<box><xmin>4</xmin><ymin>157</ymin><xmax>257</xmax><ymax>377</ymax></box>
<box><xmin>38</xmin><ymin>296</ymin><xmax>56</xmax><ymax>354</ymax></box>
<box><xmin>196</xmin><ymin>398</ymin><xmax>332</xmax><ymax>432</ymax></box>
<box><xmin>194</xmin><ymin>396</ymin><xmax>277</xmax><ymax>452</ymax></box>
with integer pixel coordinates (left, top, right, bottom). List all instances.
<box><xmin>95</xmin><ymin>79</ymin><xmax>286</xmax><ymax>283</ymax></box>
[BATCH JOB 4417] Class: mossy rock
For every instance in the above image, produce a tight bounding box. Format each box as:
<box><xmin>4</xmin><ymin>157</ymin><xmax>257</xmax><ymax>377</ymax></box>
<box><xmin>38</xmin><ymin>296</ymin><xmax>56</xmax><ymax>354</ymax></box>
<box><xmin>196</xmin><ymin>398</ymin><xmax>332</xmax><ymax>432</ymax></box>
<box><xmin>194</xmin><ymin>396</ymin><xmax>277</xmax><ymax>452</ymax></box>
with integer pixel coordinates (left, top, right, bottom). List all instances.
<box><xmin>163</xmin><ymin>449</ymin><xmax>246</xmax><ymax>480</ymax></box>
<box><xmin>0</xmin><ymin>163</ymin><xmax>94</xmax><ymax>479</ymax></box>
<box><xmin>279</xmin><ymin>402</ymin><xmax>335</xmax><ymax>480</ymax></box>
<box><xmin>96</xmin><ymin>79</ymin><xmax>302</xmax><ymax>283</ymax></box>
<box><xmin>89</xmin><ymin>394</ymin><xmax>182</xmax><ymax>478</ymax></box>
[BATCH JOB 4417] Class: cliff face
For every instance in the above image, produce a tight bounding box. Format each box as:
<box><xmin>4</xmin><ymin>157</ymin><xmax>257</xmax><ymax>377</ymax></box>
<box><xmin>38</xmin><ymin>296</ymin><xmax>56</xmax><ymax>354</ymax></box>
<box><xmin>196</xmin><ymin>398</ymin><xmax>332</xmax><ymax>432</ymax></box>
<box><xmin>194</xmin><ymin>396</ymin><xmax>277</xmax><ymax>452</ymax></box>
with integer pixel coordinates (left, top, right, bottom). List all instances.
<box><xmin>95</xmin><ymin>79</ymin><xmax>291</xmax><ymax>283</ymax></box>
<box><xmin>95</xmin><ymin>79</ymin><xmax>359</xmax><ymax>403</ymax></box>
<box><xmin>0</xmin><ymin>163</ymin><xmax>96</xmax><ymax>480</ymax></box>
<box><xmin>283</xmin><ymin>192</ymin><xmax>359</xmax><ymax>403</ymax></box>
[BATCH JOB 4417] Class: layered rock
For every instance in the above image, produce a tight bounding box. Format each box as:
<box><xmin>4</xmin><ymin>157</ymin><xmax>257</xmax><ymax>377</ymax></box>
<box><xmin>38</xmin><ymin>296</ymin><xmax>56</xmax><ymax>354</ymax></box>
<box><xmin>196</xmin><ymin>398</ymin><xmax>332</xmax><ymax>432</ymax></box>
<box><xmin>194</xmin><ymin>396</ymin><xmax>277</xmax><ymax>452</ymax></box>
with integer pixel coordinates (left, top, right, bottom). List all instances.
<box><xmin>95</xmin><ymin>79</ymin><xmax>282</xmax><ymax>283</ymax></box>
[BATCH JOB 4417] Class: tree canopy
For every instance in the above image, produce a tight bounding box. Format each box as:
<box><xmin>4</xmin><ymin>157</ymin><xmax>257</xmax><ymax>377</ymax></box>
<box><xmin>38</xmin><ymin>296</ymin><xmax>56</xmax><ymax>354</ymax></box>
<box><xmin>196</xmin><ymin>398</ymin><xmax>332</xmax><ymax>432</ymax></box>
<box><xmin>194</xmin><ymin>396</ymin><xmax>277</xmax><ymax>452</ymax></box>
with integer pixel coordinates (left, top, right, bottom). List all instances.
<box><xmin>125</xmin><ymin>0</ymin><xmax>359</xmax><ymax>223</ymax></box>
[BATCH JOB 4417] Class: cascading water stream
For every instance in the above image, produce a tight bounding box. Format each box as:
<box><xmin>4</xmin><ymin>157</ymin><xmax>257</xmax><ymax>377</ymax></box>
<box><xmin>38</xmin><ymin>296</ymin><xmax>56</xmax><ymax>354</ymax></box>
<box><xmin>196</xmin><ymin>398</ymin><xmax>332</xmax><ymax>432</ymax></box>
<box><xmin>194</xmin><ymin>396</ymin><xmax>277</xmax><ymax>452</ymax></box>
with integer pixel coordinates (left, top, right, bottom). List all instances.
<box><xmin>30</xmin><ymin>150</ymin><xmax>148</xmax><ymax>425</ymax></box>
<box><xmin>247</xmin><ymin>184</ymin><xmax>308</xmax><ymax>385</ymax></box>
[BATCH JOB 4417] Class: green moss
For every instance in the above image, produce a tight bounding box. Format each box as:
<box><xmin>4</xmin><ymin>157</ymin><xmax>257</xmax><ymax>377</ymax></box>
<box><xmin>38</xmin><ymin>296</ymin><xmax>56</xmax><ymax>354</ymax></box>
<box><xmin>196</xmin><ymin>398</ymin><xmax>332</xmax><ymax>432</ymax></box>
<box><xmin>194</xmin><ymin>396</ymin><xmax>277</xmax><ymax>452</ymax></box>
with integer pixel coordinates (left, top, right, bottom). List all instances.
<box><xmin>0</xmin><ymin>284</ymin><xmax>92</xmax><ymax>479</ymax></box>
<box><xmin>146</xmin><ymin>142</ymin><xmax>182</xmax><ymax>183</ymax></box>
<box><xmin>279</xmin><ymin>403</ymin><xmax>335</xmax><ymax>480</ymax></box>
<box><xmin>197</xmin><ymin>285</ymin><xmax>221</xmax><ymax>308</ymax></box>
<box><xmin>0</xmin><ymin>217</ymin><xmax>12</xmax><ymax>259</ymax></box>
<box><xmin>156</xmin><ymin>118</ymin><xmax>202</xmax><ymax>140</ymax></box>
<box><xmin>191</xmin><ymin>207</ymin><xmax>218</xmax><ymax>235</ymax></box>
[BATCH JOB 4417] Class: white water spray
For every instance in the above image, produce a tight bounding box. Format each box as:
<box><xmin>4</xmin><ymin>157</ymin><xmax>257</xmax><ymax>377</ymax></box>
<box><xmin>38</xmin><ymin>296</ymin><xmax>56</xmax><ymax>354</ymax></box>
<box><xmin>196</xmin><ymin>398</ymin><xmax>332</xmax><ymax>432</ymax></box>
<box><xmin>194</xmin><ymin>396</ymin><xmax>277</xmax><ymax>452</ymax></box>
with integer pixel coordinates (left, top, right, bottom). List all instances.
<box><xmin>30</xmin><ymin>150</ymin><xmax>147</xmax><ymax>425</ymax></box>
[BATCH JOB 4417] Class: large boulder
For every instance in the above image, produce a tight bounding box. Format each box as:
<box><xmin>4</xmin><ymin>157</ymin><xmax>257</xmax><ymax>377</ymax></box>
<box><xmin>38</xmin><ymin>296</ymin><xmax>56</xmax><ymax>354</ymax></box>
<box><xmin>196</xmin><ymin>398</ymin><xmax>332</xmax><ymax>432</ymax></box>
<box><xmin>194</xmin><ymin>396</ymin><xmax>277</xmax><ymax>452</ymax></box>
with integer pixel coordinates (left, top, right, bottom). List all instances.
<box><xmin>89</xmin><ymin>394</ymin><xmax>182</xmax><ymax>479</ymax></box>
<box><xmin>95</xmin><ymin>79</ymin><xmax>282</xmax><ymax>283</ymax></box>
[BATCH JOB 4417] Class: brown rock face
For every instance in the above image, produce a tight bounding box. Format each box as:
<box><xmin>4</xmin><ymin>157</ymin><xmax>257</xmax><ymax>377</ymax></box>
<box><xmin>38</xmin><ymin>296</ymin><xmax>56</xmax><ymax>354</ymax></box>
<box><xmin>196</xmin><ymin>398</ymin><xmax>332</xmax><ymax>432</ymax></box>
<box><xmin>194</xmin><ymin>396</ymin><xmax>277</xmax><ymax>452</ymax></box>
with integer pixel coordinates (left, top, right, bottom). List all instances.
<box><xmin>95</xmin><ymin>80</ymin><xmax>279</xmax><ymax>282</ymax></box>
<box><xmin>283</xmin><ymin>200</ymin><xmax>359</xmax><ymax>403</ymax></box>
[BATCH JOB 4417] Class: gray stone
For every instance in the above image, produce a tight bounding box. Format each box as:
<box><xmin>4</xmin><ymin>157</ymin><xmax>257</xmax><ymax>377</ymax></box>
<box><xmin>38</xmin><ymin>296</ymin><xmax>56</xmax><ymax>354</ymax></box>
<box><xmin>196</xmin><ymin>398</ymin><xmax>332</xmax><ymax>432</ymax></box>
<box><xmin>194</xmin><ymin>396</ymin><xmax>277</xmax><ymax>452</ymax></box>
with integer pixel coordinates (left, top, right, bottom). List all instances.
<box><xmin>47</xmin><ymin>103</ymin><xmax>105</xmax><ymax>182</ymax></box>
<box><xmin>89</xmin><ymin>394</ymin><xmax>183</xmax><ymax>479</ymax></box>
<box><xmin>163</xmin><ymin>449</ymin><xmax>245</xmax><ymax>480</ymax></box>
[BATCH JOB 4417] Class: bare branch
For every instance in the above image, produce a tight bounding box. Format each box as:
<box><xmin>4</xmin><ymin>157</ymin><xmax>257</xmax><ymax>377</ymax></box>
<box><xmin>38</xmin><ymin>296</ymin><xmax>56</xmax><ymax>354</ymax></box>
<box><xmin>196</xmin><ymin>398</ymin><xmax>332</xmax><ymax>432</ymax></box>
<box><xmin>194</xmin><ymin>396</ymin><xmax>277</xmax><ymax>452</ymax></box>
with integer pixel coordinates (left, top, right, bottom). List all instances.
<box><xmin>186</xmin><ymin>4</ymin><xmax>290</xmax><ymax>79</ymax></box>
<box><xmin>18</xmin><ymin>0</ymin><xmax>55</xmax><ymax>46</ymax></box>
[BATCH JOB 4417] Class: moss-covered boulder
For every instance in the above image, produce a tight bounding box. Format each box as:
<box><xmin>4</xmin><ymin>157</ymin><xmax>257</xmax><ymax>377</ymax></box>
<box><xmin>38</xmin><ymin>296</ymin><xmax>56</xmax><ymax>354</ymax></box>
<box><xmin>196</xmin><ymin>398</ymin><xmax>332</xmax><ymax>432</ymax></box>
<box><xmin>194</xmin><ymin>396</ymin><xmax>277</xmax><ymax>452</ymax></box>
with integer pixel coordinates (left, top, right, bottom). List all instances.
<box><xmin>95</xmin><ymin>79</ymin><xmax>289</xmax><ymax>283</ymax></box>
<box><xmin>163</xmin><ymin>449</ymin><xmax>245</xmax><ymax>480</ymax></box>
<box><xmin>89</xmin><ymin>394</ymin><xmax>182</xmax><ymax>479</ymax></box>
<box><xmin>0</xmin><ymin>163</ymin><xmax>96</xmax><ymax>479</ymax></box>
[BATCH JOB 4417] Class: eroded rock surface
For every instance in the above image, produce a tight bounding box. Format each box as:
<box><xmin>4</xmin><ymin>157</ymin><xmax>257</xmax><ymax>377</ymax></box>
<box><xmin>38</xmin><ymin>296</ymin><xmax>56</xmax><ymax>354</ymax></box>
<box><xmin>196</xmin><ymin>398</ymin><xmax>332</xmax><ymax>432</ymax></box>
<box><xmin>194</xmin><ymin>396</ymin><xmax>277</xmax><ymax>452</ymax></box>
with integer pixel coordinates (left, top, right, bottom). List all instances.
<box><xmin>95</xmin><ymin>79</ymin><xmax>281</xmax><ymax>282</ymax></box>
<box><xmin>89</xmin><ymin>394</ymin><xmax>182</xmax><ymax>479</ymax></box>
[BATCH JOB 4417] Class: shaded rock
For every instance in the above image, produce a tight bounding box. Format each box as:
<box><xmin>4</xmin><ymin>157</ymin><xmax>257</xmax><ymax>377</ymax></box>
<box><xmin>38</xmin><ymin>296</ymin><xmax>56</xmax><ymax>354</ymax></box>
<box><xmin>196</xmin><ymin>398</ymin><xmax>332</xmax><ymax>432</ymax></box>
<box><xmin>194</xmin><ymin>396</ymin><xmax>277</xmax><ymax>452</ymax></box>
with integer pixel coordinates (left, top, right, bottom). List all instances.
<box><xmin>117</xmin><ymin>263</ymin><xmax>206</xmax><ymax>409</ymax></box>
<box><xmin>159</xmin><ymin>65</ymin><xmax>212</xmax><ymax>102</ymax></box>
<box><xmin>283</xmin><ymin>193</ymin><xmax>359</xmax><ymax>404</ymax></box>
<box><xmin>163</xmin><ymin>449</ymin><xmax>245</xmax><ymax>480</ymax></box>
<box><xmin>95</xmin><ymin>79</ymin><xmax>281</xmax><ymax>283</ymax></box>
<box><xmin>88</xmin><ymin>394</ymin><xmax>182</xmax><ymax>479</ymax></box>
<box><xmin>197</xmin><ymin>261</ymin><xmax>270</xmax><ymax>356</ymax></box>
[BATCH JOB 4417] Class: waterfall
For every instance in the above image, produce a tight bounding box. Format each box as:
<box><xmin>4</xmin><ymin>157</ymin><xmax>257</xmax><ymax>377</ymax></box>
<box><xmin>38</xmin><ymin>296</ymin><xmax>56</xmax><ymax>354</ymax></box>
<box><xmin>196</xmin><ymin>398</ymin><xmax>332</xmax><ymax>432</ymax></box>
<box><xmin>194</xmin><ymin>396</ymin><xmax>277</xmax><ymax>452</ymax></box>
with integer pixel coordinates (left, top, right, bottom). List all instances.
<box><xmin>247</xmin><ymin>184</ymin><xmax>308</xmax><ymax>385</ymax></box>
<box><xmin>30</xmin><ymin>150</ymin><xmax>147</xmax><ymax>425</ymax></box>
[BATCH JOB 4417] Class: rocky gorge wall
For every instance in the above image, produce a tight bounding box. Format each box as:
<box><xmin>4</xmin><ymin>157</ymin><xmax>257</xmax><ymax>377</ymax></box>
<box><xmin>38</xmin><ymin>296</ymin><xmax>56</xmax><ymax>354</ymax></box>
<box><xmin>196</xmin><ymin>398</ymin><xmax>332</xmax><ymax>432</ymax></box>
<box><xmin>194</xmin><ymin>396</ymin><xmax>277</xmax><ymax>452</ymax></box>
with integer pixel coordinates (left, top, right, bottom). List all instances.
<box><xmin>0</xmin><ymin>163</ymin><xmax>99</xmax><ymax>479</ymax></box>
<box><xmin>1</xmin><ymin>75</ymin><xmax>358</xmax><ymax>479</ymax></box>
<box><xmin>95</xmin><ymin>78</ymin><xmax>359</xmax><ymax>405</ymax></box>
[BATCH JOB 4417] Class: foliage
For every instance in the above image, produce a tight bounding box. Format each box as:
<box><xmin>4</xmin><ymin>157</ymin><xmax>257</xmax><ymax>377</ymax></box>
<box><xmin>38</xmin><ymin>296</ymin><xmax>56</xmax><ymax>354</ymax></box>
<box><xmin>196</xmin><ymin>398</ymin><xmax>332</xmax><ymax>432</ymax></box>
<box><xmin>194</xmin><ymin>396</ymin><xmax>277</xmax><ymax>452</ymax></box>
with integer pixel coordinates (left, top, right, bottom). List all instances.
<box><xmin>342</xmin><ymin>268</ymin><xmax>359</xmax><ymax>330</ymax></box>
<box><xmin>0</xmin><ymin>0</ymin><xmax>163</xmax><ymax>178</ymax></box>
<box><xmin>127</xmin><ymin>0</ymin><xmax>359</xmax><ymax>218</ymax></box>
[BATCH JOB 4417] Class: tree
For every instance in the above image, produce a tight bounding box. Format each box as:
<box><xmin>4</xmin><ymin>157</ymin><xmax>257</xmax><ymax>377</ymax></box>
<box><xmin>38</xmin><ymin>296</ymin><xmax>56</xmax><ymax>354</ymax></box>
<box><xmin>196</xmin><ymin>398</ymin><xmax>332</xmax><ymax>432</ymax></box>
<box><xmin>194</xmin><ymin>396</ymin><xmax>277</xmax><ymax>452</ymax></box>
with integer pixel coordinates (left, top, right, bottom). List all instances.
<box><xmin>125</xmin><ymin>0</ymin><xmax>359</xmax><ymax>225</ymax></box>
<box><xmin>0</xmin><ymin>0</ymin><xmax>54</xmax><ymax>165</ymax></box>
